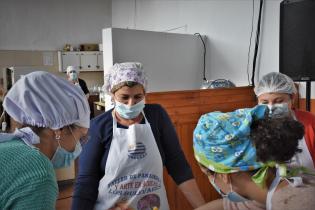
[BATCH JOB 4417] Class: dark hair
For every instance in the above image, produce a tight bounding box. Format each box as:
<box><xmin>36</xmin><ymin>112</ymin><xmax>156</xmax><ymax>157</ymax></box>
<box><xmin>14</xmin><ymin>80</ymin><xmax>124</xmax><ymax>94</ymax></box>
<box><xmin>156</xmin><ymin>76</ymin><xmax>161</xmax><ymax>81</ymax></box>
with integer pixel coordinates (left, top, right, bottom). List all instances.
<box><xmin>250</xmin><ymin>116</ymin><xmax>304</xmax><ymax>163</ymax></box>
<box><xmin>111</xmin><ymin>81</ymin><xmax>144</xmax><ymax>94</ymax></box>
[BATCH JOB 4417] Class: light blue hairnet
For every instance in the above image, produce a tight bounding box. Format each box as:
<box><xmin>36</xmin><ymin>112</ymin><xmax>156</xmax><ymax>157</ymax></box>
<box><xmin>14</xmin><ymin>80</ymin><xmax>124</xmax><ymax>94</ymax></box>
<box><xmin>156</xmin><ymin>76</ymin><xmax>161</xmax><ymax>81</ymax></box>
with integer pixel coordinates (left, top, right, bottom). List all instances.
<box><xmin>254</xmin><ymin>72</ymin><xmax>297</xmax><ymax>97</ymax></box>
<box><xmin>3</xmin><ymin>71</ymin><xmax>90</xmax><ymax>129</ymax></box>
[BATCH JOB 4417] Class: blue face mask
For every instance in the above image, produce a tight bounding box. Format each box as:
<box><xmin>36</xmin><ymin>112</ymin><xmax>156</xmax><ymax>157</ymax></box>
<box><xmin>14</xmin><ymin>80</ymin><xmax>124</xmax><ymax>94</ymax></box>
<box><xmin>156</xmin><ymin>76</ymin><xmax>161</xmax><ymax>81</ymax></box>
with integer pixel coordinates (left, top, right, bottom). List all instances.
<box><xmin>51</xmin><ymin>127</ymin><xmax>82</xmax><ymax>169</ymax></box>
<box><xmin>69</xmin><ymin>72</ymin><xmax>78</xmax><ymax>81</ymax></box>
<box><xmin>210</xmin><ymin>174</ymin><xmax>249</xmax><ymax>203</ymax></box>
<box><xmin>115</xmin><ymin>99</ymin><xmax>145</xmax><ymax>119</ymax></box>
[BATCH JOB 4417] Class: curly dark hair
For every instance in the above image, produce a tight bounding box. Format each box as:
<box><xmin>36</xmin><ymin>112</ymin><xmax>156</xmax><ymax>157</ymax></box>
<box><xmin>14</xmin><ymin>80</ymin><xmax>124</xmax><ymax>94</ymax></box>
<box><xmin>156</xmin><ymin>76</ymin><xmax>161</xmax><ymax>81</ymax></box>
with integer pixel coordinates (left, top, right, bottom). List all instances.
<box><xmin>250</xmin><ymin>116</ymin><xmax>304</xmax><ymax>163</ymax></box>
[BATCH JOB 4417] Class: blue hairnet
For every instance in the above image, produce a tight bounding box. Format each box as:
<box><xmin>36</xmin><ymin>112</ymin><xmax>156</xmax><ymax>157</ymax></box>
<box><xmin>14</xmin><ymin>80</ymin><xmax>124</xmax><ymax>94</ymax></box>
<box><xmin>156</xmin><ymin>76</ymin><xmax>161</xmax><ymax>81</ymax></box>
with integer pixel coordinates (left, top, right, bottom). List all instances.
<box><xmin>254</xmin><ymin>72</ymin><xmax>297</xmax><ymax>97</ymax></box>
<box><xmin>3</xmin><ymin>71</ymin><xmax>90</xmax><ymax>129</ymax></box>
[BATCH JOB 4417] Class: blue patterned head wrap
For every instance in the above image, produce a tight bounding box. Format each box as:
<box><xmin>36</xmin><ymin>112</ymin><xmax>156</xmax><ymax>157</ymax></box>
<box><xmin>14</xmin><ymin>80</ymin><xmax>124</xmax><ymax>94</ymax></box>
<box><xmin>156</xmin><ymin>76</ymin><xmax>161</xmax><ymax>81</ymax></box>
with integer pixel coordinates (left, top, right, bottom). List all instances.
<box><xmin>193</xmin><ymin>105</ymin><xmax>267</xmax><ymax>174</ymax></box>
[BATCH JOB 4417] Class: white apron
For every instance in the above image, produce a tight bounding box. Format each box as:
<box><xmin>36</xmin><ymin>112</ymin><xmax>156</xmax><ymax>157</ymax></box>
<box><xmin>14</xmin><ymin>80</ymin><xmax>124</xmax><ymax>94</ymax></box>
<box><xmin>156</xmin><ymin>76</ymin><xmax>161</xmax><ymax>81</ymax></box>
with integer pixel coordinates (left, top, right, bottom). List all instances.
<box><xmin>94</xmin><ymin>112</ymin><xmax>169</xmax><ymax>210</ymax></box>
<box><xmin>266</xmin><ymin>169</ymin><xmax>303</xmax><ymax>210</ymax></box>
<box><xmin>290</xmin><ymin>114</ymin><xmax>315</xmax><ymax>170</ymax></box>
<box><xmin>291</xmin><ymin>136</ymin><xmax>315</xmax><ymax>170</ymax></box>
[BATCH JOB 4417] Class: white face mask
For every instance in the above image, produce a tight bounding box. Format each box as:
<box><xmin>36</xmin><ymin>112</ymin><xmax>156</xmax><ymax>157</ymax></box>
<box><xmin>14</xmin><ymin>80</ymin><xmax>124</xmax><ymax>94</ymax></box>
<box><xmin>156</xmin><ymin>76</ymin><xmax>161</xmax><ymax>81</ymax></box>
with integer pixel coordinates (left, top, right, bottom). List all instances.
<box><xmin>115</xmin><ymin>99</ymin><xmax>145</xmax><ymax>119</ymax></box>
<box><xmin>262</xmin><ymin>103</ymin><xmax>290</xmax><ymax>117</ymax></box>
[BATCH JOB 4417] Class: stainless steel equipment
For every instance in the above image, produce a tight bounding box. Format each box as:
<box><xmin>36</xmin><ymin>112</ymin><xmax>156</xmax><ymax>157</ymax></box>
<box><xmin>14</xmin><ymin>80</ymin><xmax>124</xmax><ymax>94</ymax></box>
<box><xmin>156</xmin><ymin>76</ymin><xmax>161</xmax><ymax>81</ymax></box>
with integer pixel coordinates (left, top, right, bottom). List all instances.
<box><xmin>201</xmin><ymin>79</ymin><xmax>236</xmax><ymax>89</ymax></box>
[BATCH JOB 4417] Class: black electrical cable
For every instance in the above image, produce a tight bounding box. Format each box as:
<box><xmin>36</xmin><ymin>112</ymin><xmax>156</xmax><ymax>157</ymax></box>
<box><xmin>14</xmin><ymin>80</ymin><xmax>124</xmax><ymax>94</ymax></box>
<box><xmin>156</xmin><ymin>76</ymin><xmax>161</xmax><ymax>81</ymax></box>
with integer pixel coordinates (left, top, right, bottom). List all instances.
<box><xmin>251</xmin><ymin>0</ymin><xmax>264</xmax><ymax>87</ymax></box>
<box><xmin>194</xmin><ymin>33</ymin><xmax>207</xmax><ymax>81</ymax></box>
<box><xmin>246</xmin><ymin>0</ymin><xmax>255</xmax><ymax>85</ymax></box>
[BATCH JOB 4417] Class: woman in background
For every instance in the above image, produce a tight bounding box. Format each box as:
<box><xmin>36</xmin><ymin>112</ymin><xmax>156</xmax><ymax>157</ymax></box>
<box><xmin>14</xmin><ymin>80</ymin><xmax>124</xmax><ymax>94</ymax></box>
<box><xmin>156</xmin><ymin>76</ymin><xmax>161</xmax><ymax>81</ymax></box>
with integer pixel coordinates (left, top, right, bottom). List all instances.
<box><xmin>255</xmin><ymin>72</ymin><xmax>315</xmax><ymax>170</ymax></box>
<box><xmin>193</xmin><ymin>105</ymin><xmax>315</xmax><ymax>210</ymax></box>
<box><xmin>72</xmin><ymin>62</ymin><xmax>205</xmax><ymax>210</ymax></box>
<box><xmin>0</xmin><ymin>71</ymin><xmax>90</xmax><ymax>210</ymax></box>
<box><xmin>66</xmin><ymin>65</ymin><xmax>90</xmax><ymax>99</ymax></box>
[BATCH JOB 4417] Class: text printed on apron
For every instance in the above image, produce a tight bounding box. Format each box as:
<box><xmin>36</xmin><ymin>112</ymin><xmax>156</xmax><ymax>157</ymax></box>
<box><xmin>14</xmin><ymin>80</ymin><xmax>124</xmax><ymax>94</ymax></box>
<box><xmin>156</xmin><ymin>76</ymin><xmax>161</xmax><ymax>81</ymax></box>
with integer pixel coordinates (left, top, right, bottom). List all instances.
<box><xmin>94</xmin><ymin>112</ymin><xmax>170</xmax><ymax>210</ymax></box>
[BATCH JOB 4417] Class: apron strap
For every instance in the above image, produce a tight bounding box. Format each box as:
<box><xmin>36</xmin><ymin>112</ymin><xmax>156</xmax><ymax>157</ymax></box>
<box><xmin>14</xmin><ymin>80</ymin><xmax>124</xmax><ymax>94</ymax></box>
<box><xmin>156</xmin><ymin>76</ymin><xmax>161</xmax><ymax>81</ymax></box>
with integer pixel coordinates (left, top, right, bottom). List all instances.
<box><xmin>112</xmin><ymin>110</ymin><xmax>118</xmax><ymax>128</ymax></box>
<box><xmin>141</xmin><ymin>111</ymin><xmax>149</xmax><ymax>124</ymax></box>
<box><xmin>266</xmin><ymin>169</ymin><xmax>281</xmax><ymax>210</ymax></box>
<box><xmin>266</xmin><ymin>168</ymin><xmax>304</xmax><ymax>210</ymax></box>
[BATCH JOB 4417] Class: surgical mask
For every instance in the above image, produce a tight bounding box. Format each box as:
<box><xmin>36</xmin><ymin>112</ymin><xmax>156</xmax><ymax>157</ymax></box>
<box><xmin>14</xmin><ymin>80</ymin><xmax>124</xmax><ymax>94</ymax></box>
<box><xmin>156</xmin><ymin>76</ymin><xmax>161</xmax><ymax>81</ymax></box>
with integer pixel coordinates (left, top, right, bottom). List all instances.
<box><xmin>210</xmin><ymin>173</ymin><xmax>249</xmax><ymax>203</ymax></box>
<box><xmin>69</xmin><ymin>72</ymin><xmax>78</xmax><ymax>81</ymax></box>
<box><xmin>115</xmin><ymin>99</ymin><xmax>145</xmax><ymax>119</ymax></box>
<box><xmin>266</xmin><ymin>103</ymin><xmax>290</xmax><ymax>117</ymax></box>
<box><xmin>51</xmin><ymin>127</ymin><xmax>82</xmax><ymax>169</ymax></box>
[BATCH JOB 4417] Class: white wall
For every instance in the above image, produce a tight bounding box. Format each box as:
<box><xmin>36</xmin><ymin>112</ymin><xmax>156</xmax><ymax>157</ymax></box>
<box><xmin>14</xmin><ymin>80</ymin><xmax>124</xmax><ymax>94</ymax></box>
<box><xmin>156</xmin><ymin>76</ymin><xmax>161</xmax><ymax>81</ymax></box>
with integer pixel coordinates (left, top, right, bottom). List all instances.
<box><xmin>1</xmin><ymin>0</ymin><xmax>313</xmax><ymax>97</ymax></box>
<box><xmin>0</xmin><ymin>0</ymin><xmax>112</xmax><ymax>50</ymax></box>
<box><xmin>111</xmin><ymin>0</ymin><xmax>315</xmax><ymax>98</ymax></box>
<box><xmin>103</xmin><ymin>28</ymin><xmax>203</xmax><ymax>92</ymax></box>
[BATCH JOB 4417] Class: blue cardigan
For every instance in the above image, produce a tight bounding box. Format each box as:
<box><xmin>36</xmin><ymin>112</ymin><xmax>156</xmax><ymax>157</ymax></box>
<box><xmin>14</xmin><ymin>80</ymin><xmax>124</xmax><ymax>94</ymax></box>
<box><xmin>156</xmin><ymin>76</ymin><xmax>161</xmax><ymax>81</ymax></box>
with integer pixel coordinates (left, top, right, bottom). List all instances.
<box><xmin>72</xmin><ymin>104</ymin><xmax>193</xmax><ymax>210</ymax></box>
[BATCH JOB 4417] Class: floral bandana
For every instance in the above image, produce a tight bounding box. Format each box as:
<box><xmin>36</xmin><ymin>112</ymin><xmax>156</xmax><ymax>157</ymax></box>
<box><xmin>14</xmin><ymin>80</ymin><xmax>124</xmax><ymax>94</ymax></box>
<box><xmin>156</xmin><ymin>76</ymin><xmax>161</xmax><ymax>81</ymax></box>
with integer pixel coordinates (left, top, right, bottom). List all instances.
<box><xmin>193</xmin><ymin>104</ymin><xmax>315</xmax><ymax>188</ymax></box>
<box><xmin>104</xmin><ymin>62</ymin><xmax>147</xmax><ymax>94</ymax></box>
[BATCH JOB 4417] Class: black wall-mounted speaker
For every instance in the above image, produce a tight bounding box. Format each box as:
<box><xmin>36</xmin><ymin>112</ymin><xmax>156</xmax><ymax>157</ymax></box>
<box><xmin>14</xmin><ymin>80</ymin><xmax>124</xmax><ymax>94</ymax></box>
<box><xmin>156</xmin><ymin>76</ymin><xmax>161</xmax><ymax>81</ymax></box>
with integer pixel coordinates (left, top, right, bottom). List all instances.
<box><xmin>280</xmin><ymin>0</ymin><xmax>315</xmax><ymax>81</ymax></box>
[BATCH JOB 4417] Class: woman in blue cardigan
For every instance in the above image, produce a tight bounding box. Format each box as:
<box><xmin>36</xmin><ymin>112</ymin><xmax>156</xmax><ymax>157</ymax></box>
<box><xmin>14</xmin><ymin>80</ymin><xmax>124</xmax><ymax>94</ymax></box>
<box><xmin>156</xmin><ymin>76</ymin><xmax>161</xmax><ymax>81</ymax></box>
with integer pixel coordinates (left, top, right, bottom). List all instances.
<box><xmin>72</xmin><ymin>62</ymin><xmax>205</xmax><ymax>210</ymax></box>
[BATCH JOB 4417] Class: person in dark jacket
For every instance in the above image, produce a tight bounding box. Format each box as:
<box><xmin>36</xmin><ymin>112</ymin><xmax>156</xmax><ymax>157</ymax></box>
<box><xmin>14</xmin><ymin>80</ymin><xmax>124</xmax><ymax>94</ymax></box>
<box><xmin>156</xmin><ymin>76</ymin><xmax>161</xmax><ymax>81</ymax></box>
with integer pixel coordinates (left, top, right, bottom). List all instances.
<box><xmin>66</xmin><ymin>65</ymin><xmax>90</xmax><ymax>99</ymax></box>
